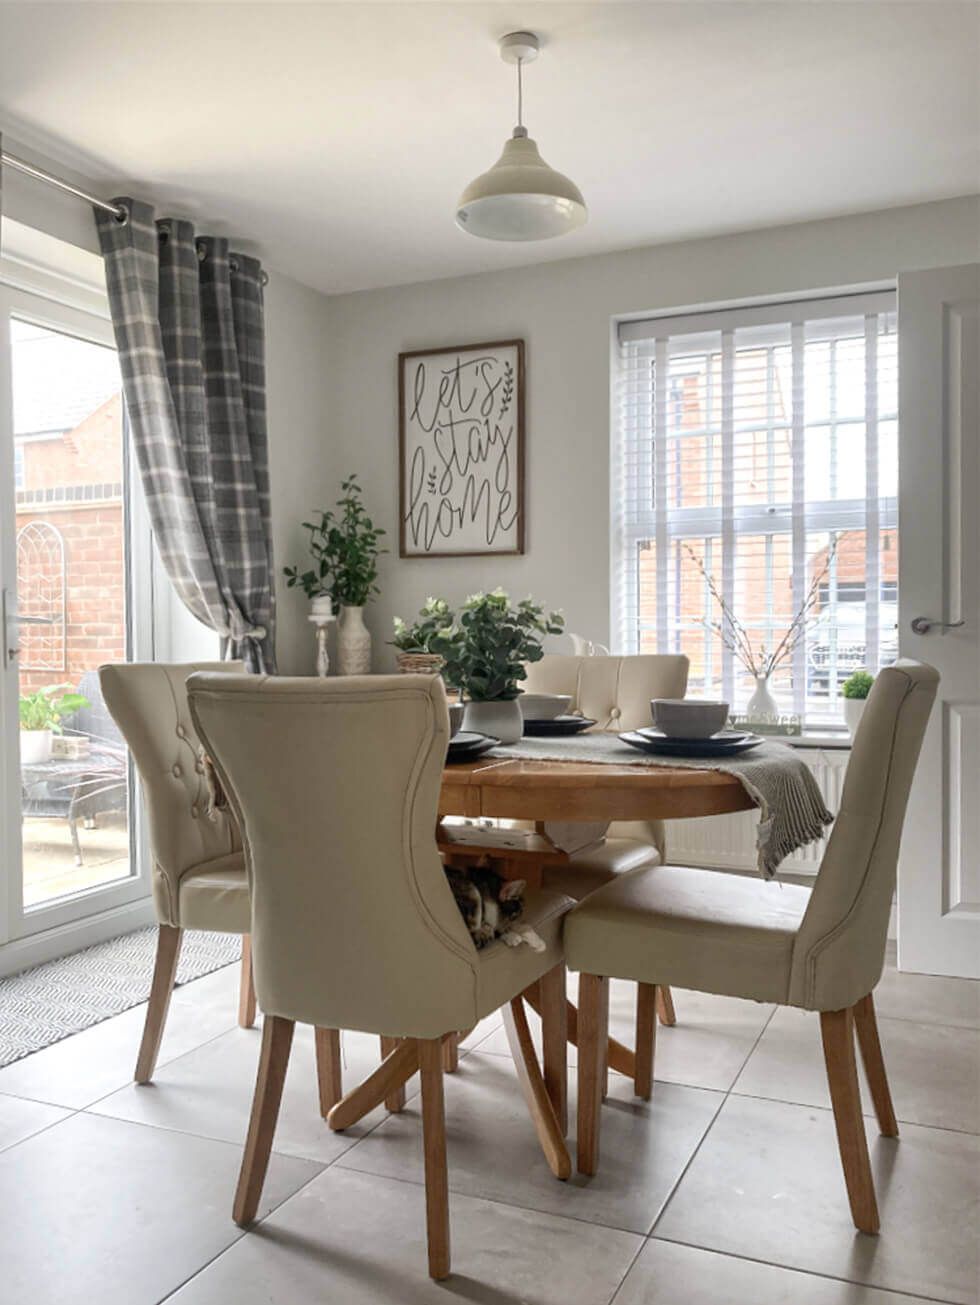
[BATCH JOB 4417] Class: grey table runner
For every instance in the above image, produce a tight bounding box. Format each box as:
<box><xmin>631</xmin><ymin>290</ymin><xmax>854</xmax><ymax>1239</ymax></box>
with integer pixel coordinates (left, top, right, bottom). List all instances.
<box><xmin>487</xmin><ymin>734</ymin><xmax>833</xmax><ymax>879</ymax></box>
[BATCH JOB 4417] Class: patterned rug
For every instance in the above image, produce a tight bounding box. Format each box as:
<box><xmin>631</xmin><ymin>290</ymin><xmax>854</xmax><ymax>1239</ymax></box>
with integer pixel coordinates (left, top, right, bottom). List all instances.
<box><xmin>0</xmin><ymin>927</ymin><xmax>242</xmax><ymax>1068</ymax></box>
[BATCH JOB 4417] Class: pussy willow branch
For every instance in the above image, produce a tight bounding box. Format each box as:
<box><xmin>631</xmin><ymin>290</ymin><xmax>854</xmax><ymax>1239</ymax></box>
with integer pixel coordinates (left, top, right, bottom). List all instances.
<box><xmin>682</xmin><ymin>537</ymin><xmax>838</xmax><ymax>679</ymax></box>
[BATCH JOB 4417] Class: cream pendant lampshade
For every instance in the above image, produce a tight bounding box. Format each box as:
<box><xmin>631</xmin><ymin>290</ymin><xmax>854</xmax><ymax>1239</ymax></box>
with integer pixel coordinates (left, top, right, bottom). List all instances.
<box><xmin>456</xmin><ymin>32</ymin><xmax>587</xmax><ymax>242</ymax></box>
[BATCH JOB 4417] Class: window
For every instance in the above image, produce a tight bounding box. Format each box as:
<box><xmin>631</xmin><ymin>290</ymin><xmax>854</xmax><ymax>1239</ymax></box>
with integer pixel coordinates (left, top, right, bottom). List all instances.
<box><xmin>613</xmin><ymin>292</ymin><xmax>897</xmax><ymax>725</ymax></box>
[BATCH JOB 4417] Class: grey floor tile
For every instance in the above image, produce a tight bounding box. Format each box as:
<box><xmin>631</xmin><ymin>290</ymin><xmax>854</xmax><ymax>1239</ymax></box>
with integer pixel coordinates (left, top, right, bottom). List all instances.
<box><xmin>90</xmin><ymin>1023</ymin><xmax>394</xmax><ymax>1162</ymax></box>
<box><xmin>656</xmin><ymin>1094</ymin><xmax>980</xmax><ymax>1304</ymax></box>
<box><xmin>615</xmin><ymin>1238</ymin><xmax>953</xmax><ymax>1304</ymax></box>
<box><xmin>0</xmin><ymin>962</ymin><xmax>241</xmax><ymax>1110</ymax></box>
<box><xmin>169</xmin><ymin>1163</ymin><xmax>642</xmax><ymax>1305</ymax></box>
<box><xmin>733</xmin><ymin>1005</ymin><xmax>980</xmax><ymax>1133</ymax></box>
<box><xmin>876</xmin><ymin>947</ymin><xmax>980</xmax><ymax>1030</ymax></box>
<box><xmin>0</xmin><ymin>1092</ymin><xmax>71</xmax><ymax>1153</ymax></box>
<box><xmin>336</xmin><ymin>1049</ymin><xmax>722</xmax><ymax>1234</ymax></box>
<box><xmin>0</xmin><ymin>1110</ymin><xmax>321</xmax><ymax>1305</ymax></box>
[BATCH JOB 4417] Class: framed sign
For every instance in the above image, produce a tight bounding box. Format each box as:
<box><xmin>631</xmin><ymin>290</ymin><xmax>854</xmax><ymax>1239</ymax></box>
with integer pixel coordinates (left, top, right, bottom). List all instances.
<box><xmin>398</xmin><ymin>339</ymin><xmax>525</xmax><ymax>557</ymax></box>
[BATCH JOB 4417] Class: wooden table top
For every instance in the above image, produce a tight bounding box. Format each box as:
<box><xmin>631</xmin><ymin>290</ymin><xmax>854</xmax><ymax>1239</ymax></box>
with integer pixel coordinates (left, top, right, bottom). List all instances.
<box><xmin>439</xmin><ymin>755</ymin><xmax>756</xmax><ymax>823</ymax></box>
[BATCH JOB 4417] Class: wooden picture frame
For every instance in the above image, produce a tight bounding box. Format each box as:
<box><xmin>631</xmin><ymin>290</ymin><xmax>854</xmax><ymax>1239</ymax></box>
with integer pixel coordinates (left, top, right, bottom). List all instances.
<box><xmin>398</xmin><ymin>339</ymin><xmax>525</xmax><ymax>558</ymax></box>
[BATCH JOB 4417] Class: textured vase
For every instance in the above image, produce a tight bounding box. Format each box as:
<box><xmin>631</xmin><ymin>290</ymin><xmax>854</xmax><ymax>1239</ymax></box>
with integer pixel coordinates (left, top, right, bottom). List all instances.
<box><xmin>337</xmin><ymin>605</ymin><xmax>372</xmax><ymax>676</ymax></box>
<box><xmin>462</xmin><ymin>698</ymin><xmax>523</xmax><ymax>745</ymax></box>
<box><xmin>746</xmin><ymin>676</ymin><xmax>779</xmax><ymax>723</ymax></box>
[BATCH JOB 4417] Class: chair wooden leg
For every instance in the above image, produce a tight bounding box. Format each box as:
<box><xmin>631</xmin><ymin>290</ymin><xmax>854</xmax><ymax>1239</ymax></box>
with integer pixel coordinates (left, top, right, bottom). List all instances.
<box><xmin>853</xmin><ymin>993</ymin><xmax>899</xmax><ymax>1138</ymax></box>
<box><xmin>314</xmin><ymin>1028</ymin><xmax>342</xmax><ymax>1117</ymax></box>
<box><xmin>380</xmin><ymin>1036</ymin><xmax>407</xmax><ymax>1112</ymax></box>
<box><xmin>135</xmin><ymin>925</ymin><xmax>182</xmax><ymax>1084</ymax></box>
<box><xmin>539</xmin><ymin>964</ymin><xmax>568</xmax><ymax>1135</ymax></box>
<box><xmin>820</xmin><ymin>1007</ymin><xmax>880</xmax><ymax>1234</ymax></box>
<box><xmin>329</xmin><ymin>1040</ymin><xmax>419</xmax><ymax>1132</ymax></box>
<box><xmin>634</xmin><ymin>982</ymin><xmax>658</xmax><ymax>1099</ymax></box>
<box><xmin>442</xmin><ymin>1032</ymin><xmax>460</xmax><ymax>1073</ymax></box>
<box><xmin>238</xmin><ymin>936</ymin><xmax>257</xmax><ymax>1029</ymax></box>
<box><xmin>503</xmin><ymin>997</ymin><xmax>571</xmax><ymax>1180</ymax></box>
<box><xmin>577</xmin><ymin>973</ymin><xmax>609</xmax><ymax>1176</ymax></box>
<box><xmin>418</xmin><ymin>1037</ymin><xmax>451</xmax><ymax>1280</ymax></box>
<box><xmin>656</xmin><ymin>984</ymin><xmax>677</xmax><ymax>1027</ymax></box>
<box><xmin>233</xmin><ymin>1015</ymin><xmax>294</xmax><ymax>1227</ymax></box>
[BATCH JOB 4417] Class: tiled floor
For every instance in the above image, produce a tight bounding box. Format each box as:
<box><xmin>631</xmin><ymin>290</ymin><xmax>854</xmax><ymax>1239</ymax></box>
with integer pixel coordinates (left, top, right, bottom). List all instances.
<box><xmin>0</xmin><ymin>950</ymin><xmax>976</xmax><ymax>1305</ymax></box>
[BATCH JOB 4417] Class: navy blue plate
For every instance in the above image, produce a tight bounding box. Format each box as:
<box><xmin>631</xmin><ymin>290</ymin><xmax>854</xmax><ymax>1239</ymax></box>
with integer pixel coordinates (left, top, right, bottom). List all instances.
<box><xmin>523</xmin><ymin>716</ymin><xmax>596</xmax><ymax>737</ymax></box>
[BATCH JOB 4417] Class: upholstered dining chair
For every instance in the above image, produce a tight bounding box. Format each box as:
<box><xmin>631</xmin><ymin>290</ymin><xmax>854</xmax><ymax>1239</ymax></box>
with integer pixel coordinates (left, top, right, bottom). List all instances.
<box><xmin>187</xmin><ymin>671</ymin><xmax>575</xmax><ymax>1281</ymax></box>
<box><xmin>521</xmin><ymin>652</ymin><xmax>689</xmax><ymax>1030</ymax></box>
<box><xmin>100</xmin><ymin>662</ymin><xmax>254</xmax><ymax>1084</ymax></box>
<box><xmin>566</xmin><ymin>661</ymin><xmax>939</xmax><ymax>1235</ymax></box>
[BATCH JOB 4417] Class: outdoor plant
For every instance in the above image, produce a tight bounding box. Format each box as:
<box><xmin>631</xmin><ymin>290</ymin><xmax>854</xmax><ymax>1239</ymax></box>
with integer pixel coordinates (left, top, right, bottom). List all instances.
<box><xmin>390</xmin><ymin>597</ymin><xmax>454</xmax><ymax>653</ymax></box>
<box><xmin>431</xmin><ymin>589</ymin><xmax>564</xmax><ymax>702</ymax></box>
<box><xmin>284</xmin><ymin>474</ymin><xmax>387</xmax><ymax>607</ymax></box>
<box><xmin>842</xmin><ymin>669</ymin><xmax>875</xmax><ymax>700</ymax></box>
<box><xmin>19</xmin><ymin>684</ymin><xmax>89</xmax><ymax>732</ymax></box>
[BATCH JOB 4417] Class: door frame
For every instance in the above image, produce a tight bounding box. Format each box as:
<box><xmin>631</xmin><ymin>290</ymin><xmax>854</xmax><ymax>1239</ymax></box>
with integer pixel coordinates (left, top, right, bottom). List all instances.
<box><xmin>0</xmin><ymin>278</ymin><xmax>153</xmax><ymax>949</ymax></box>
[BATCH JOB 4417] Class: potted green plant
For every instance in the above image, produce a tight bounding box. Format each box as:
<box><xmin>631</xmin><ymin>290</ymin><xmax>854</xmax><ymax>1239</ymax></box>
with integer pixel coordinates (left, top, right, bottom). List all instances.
<box><xmin>390</xmin><ymin>598</ymin><xmax>454</xmax><ymax>674</ymax></box>
<box><xmin>431</xmin><ymin>589</ymin><xmax>564</xmax><ymax>743</ymax></box>
<box><xmin>842</xmin><ymin>669</ymin><xmax>874</xmax><ymax>736</ymax></box>
<box><xmin>284</xmin><ymin>474</ymin><xmax>387</xmax><ymax>675</ymax></box>
<box><xmin>19</xmin><ymin>684</ymin><xmax>90</xmax><ymax>765</ymax></box>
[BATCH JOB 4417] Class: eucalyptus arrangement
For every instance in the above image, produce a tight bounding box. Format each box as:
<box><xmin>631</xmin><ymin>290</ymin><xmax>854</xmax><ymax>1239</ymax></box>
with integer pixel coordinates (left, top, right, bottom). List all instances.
<box><xmin>431</xmin><ymin>590</ymin><xmax>564</xmax><ymax>743</ymax></box>
<box><xmin>391</xmin><ymin>598</ymin><xmax>454</xmax><ymax>654</ymax></box>
<box><xmin>284</xmin><ymin>474</ymin><xmax>387</xmax><ymax>675</ymax></box>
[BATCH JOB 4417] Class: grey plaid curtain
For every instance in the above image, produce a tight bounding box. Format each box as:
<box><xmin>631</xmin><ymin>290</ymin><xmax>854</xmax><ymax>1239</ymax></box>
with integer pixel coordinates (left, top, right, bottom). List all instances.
<box><xmin>96</xmin><ymin>198</ymin><xmax>276</xmax><ymax>672</ymax></box>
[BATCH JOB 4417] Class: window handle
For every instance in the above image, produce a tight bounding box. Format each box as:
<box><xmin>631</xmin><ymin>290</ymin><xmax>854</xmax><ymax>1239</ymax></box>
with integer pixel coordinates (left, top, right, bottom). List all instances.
<box><xmin>910</xmin><ymin>615</ymin><xmax>965</xmax><ymax>635</ymax></box>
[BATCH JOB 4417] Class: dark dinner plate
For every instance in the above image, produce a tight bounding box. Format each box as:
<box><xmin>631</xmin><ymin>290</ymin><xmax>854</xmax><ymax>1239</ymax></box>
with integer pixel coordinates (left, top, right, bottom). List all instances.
<box><xmin>446</xmin><ymin>733</ymin><xmax>499</xmax><ymax>763</ymax></box>
<box><xmin>619</xmin><ymin>730</ymin><xmax>764</xmax><ymax>758</ymax></box>
<box><xmin>636</xmin><ymin>726</ymin><xmax>751</xmax><ymax>745</ymax></box>
<box><xmin>522</xmin><ymin>716</ymin><xmax>597</xmax><ymax>737</ymax></box>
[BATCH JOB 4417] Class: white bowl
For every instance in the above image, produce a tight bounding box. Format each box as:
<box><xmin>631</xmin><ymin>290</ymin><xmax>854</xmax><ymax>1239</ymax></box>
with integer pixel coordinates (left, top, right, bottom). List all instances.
<box><xmin>651</xmin><ymin>698</ymin><xmax>730</xmax><ymax>740</ymax></box>
<box><xmin>518</xmin><ymin>692</ymin><xmax>572</xmax><ymax>721</ymax></box>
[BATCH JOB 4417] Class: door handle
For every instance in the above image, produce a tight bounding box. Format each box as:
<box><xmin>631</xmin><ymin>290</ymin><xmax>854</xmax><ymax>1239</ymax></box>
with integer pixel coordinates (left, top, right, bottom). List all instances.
<box><xmin>910</xmin><ymin>616</ymin><xmax>966</xmax><ymax>635</ymax></box>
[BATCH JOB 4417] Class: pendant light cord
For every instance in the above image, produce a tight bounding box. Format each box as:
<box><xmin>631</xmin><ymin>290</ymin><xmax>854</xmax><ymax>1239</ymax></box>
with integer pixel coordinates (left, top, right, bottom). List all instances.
<box><xmin>517</xmin><ymin>57</ymin><xmax>524</xmax><ymax>130</ymax></box>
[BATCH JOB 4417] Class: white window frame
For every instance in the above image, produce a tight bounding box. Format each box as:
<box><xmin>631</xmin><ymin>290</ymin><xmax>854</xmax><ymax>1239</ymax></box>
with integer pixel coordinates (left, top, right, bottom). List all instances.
<box><xmin>612</xmin><ymin>290</ymin><xmax>898</xmax><ymax>725</ymax></box>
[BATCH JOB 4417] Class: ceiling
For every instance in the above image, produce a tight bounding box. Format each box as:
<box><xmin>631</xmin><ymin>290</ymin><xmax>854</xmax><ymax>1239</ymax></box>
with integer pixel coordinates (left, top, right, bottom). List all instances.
<box><xmin>1</xmin><ymin>2</ymin><xmax>977</xmax><ymax>295</ymax></box>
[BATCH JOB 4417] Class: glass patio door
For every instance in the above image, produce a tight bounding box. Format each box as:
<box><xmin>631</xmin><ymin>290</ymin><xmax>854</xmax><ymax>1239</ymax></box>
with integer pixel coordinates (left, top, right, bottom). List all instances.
<box><xmin>0</xmin><ymin>284</ymin><xmax>150</xmax><ymax>944</ymax></box>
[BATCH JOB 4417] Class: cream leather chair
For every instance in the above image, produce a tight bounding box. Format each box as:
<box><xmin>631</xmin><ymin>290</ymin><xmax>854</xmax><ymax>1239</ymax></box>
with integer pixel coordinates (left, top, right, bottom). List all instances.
<box><xmin>566</xmin><ymin>661</ymin><xmax>939</xmax><ymax>1235</ymax></box>
<box><xmin>522</xmin><ymin>652</ymin><xmax>689</xmax><ymax>1027</ymax></box>
<box><xmin>187</xmin><ymin>671</ymin><xmax>575</xmax><ymax>1281</ymax></box>
<box><xmin>100</xmin><ymin>662</ymin><xmax>253</xmax><ymax>1084</ymax></box>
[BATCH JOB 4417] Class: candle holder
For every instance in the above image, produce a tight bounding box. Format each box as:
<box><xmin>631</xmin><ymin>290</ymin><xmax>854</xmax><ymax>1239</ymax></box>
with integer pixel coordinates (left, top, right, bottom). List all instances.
<box><xmin>308</xmin><ymin>598</ymin><xmax>337</xmax><ymax>677</ymax></box>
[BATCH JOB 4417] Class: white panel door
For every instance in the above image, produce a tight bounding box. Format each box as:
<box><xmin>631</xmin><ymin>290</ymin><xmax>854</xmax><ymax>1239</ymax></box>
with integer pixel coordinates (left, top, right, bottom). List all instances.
<box><xmin>897</xmin><ymin>264</ymin><xmax>980</xmax><ymax>978</ymax></box>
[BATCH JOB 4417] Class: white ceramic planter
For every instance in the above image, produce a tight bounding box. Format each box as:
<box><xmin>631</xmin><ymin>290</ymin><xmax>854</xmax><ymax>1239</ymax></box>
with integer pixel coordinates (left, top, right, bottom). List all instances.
<box><xmin>337</xmin><ymin>605</ymin><xmax>372</xmax><ymax>676</ymax></box>
<box><xmin>462</xmin><ymin>698</ymin><xmax>523</xmax><ymax>745</ymax></box>
<box><xmin>20</xmin><ymin>729</ymin><xmax>53</xmax><ymax>765</ymax></box>
<box><xmin>844</xmin><ymin>697</ymin><xmax>867</xmax><ymax>737</ymax></box>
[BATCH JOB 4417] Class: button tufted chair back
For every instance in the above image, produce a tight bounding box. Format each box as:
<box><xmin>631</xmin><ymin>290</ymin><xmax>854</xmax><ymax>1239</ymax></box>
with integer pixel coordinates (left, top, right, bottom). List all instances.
<box><xmin>187</xmin><ymin>672</ymin><xmax>490</xmax><ymax>1038</ymax></box>
<box><xmin>522</xmin><ymin>654</ymin><xmax>690</xmax><ymax>857</ymax></box>
<box><xmin>100</xmin><ymin>662</ymin><xmax>244</xmax><ymax>926</ymax></box>
<box><xmin>522</xmin><ymin>654</ymin><xmax>690</xmax><ymax>732</ymax></box>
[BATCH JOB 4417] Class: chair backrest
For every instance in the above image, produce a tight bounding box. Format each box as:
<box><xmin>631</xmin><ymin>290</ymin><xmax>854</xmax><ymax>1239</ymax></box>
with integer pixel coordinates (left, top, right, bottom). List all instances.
<box><xmin>522</xmin><ymin>654</ymin><xmax>690</xmax><ymax>732</ymax></box>
<box><xmin>789</xmin><ymin>660</ymin><xmax>939</xmax><ymax>1011</ymax></box>
<box><xmin>99</xmin><ymin>662</ymin><xmax>244</xmax><ymax>926</ymax></box>
<box><xmin>187</xmin><ymin>673</ymin><xmax>480</xmax><ymax>1037</ymax></box>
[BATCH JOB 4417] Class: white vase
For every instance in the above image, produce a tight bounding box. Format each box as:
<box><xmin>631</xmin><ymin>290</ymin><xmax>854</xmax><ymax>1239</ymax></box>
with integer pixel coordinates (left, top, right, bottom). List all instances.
<box><xmin>844</xmin><ymin>697</ymin><xmax>866</xmax><ymax>737</ymax></box>
<box><xmin>746</xmin><ymin>676</ymin><xmax>779</xmax><ymax>723</ymax></box>
<box><xmin>462</xmin><ymin>698</ymin><xmax>523</xmax><ymax>745</ymax></box>
<box><xmin>20</xmin><ymin>729</ymin><xmax>53</xmax><ymax>765</ymax></box>
<box><xmin>336</xmin><ymin>605</ymin><xmax>372</xmax><ymax>676</ymax></box>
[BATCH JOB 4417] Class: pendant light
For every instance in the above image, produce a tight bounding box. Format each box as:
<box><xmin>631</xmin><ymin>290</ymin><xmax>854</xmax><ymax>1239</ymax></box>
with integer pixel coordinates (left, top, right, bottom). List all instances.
<box><xmin>456</xmin><ymin>31</ymin><xmax>587</xmax><ymax>242</ymax></box>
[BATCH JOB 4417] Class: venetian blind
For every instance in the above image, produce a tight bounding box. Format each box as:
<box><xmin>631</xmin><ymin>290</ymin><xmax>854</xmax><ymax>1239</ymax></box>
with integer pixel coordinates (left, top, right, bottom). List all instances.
<box><xmin>613</xmin><ymin>291</ymin><xmax>898</xmax><ymax>724</ymax></box>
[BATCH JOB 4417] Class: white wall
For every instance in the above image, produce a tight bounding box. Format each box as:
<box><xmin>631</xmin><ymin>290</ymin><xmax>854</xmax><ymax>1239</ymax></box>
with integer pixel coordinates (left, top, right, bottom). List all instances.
<box><xmin>325</xmin><ymin>195</ymin><xmax>980</xmax><ymax>666</ymax></box>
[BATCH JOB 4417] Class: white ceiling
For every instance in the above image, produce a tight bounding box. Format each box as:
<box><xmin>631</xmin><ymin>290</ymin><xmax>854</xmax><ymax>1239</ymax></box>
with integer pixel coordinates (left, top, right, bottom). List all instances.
<box><xmin>1</xmin><ymin>3</ymin><xmax>978</xmax><ymax>295</ymax></box>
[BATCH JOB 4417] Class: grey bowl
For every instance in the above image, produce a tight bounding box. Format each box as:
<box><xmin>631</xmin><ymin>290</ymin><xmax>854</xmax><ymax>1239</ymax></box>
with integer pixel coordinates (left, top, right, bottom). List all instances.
<box><xmin>651</xmin><ymin>698</ymin><xmax>730</xmax><ymax>740</ymax></box>
<box><xmin>448</xmin><ymin>703</ymin><xmax>465</xmax><ymax>738</ymax></box>
<box><xmin>518</xmin><ymin>693</ymin><xmax>573</xmax><ymax>721</ymax></box>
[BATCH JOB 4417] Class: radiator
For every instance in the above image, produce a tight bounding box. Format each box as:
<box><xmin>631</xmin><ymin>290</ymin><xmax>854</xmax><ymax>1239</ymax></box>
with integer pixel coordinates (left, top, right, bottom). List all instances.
<box><xmin>664</xmin><ymin>744</ymin><xmax>850</xmax><ymax>877</ymax></box>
